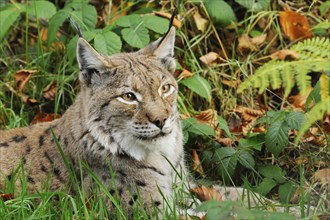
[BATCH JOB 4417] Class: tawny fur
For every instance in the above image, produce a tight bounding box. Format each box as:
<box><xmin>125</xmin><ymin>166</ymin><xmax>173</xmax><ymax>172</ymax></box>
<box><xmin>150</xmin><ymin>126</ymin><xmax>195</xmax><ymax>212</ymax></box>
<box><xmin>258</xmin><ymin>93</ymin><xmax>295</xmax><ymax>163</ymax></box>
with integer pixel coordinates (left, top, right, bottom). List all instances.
<box><xmin>0</xmin><ymin>27</ymin><xmax>185</xmax><ymax>214</ymax></box>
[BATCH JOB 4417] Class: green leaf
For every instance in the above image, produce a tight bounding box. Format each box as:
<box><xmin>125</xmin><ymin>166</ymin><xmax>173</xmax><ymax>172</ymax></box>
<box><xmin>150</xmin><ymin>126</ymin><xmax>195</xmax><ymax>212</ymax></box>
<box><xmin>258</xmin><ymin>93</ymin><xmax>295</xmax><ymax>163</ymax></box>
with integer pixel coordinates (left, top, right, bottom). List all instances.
<box><xmin>48</xmin><ymin>2</ymin><xmax>97</xmax><ymax>46</ymax></box>
<box><xmin>218</xmin><ymin>116</ymin><xmax>232</xmax><ymax>138</ymax></box>
<box><xmin>238</xmin><ymin>150</ymin><xmax>255</xmax><ymax>169</ymax></box>
<box><xmin>196</xmin><ymin>200</ymin><xmax>221</xmax><ymax>212</ymax></box>
<box><xmin>198</xmin><ymin>201</ymin><xmax>255</xmax><ymax>220</ymax></box>
<box><xmin>214</xmin><ymin>147</ymin><xmax>237</xmax><ymax>177</ymax></box>
<box><xmin>71</xmin><ymin>3</ymin><xmax>97</xmax><ymax>30</ymax></box>
<box><xmin>320</xmin><ymin>1</ymin><xmax>330</xmax><ymax>17</ymax></box>
<box><xmin>265</xmin><ymin>121</ymin><xmax>289</xmax><ymax>157</ymax></box>
<box><xmin>255</xmin><ymin>177</ymin><xmax>277</xmax><ymax>196</ymax></box>
<box><xmin>94</xmin><ymin>31</ymin><xmax>122</xmax><ymax>55</ymax></box>
<box><xmin>121</xmin><ymin>25</ymin><xmax>149</xmax><ymax>48</ymax></box>
<box><xmin>47</xmin><ymin>10</ymin><xmax>71</xmax><ymax>46</ymax></box>
<box><xmin>285</xmin><ymin>111</ymin><xmax>305</xmax><ymax>130</ymax></box>
<box><xmin>204</xmin><ymin>0</ymin><xmax>236</xmax><ymax>26</ymax></box>
<box><xmin>251</xmin><ymin>210</ymin><xmax>295</xmax><ymax>220</ymax></box>
<box><xmin>183</xmin><ymin>118</ymin><xmax>215</xmax><ymax>136</ymax></box>
<box><xmin>279</xmin><ymin>182</ymin><xmax>296</xmax><ymax>203</ymax></box>
<box><xmin>180</xmin><ymin>75</ymin><xmax>212</xmax><ymax>100</ymax></box>
<box><xmin>0</xmin><ymin>4</ymin><xmax>24</xmax><ymax>41</ymax></box>
<box><xmin>116</xmin><ymin>14</ymin><xmax>141</xmax><ymax>27</ymax></box>
<box><xmin>27</xmin><ymin>1</ymin><xmax>56</xmax><ymax>19</ymax></box>
<box><xmin>258</xmin><ymin>165</ymin><xmax>286</xmax><ymax>183</ymax></box>
<box><xmin>305</xmin><ymin>79</ymin><xmax>322</xmax><ymax>108</ymax></box>
<box><xmin>239</xmin><ymin>134</ymin><xmax>265</xmax><ymax>151</ymax></box>
<box><xmin>142</xmin><ymin>15</ymin><xmax>169</xmax><ymax>34</ymax></box>
<box><xmin>235</xmin><ymin>0</ymin><xmax>270</xmax><ymax>12</ymax></box>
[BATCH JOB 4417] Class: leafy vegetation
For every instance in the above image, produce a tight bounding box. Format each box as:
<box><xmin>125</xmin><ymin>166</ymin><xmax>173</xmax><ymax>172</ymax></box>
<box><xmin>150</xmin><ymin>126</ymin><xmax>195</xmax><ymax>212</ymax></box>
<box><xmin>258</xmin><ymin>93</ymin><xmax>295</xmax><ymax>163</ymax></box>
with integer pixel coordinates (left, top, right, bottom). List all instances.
<box><xmin>0</xmin><ymin>0</ymin><xmax>329</xmax><ymax>219</ymax></box>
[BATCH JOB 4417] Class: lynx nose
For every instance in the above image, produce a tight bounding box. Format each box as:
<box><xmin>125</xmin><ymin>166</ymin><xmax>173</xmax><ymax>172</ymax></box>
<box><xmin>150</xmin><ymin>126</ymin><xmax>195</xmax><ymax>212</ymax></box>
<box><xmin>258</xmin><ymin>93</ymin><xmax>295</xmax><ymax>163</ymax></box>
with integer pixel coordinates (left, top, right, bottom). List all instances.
<box><xmin>147</xmin><ymin>114</ymin><xmax>167</xmax><ymax>129</ymax></box>
<box><xmin>153</xmin><ymin>119</ymin><xmax>167</xmax><ymax>129</ymax></box>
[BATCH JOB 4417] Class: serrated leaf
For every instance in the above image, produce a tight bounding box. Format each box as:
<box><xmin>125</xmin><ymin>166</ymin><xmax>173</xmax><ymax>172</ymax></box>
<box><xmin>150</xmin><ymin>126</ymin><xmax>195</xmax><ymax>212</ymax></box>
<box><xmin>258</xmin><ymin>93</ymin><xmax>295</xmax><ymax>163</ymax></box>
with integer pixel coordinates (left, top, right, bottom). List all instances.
<box><xmin>279</xmin><ymin>182</ymin><xmax>296</xmax><ymax>203</ymax></box>
<box><xmin>71</xmin><ymin>3</ymin><xmax>97</xmax><ymax>30</ymax></box>
<box><xmin>27</xmin><ymin>1</ymin><xmax>56</xmax><ymax>19</ymax></box>
<box><xmin>0</xmin><ymin>4</ymin><xmax>24</xmax><ymax>41</ymax></box>
<box><xmin>239</xmin><ymin>134</ymin><xmax>265</xmax><ymax>151</ymax></box>
<box><xmin>94</xmin><ymin>31</ymin><xmax>122</xmax><ymax>55</ymax></box>
<box><xmin>235</xmin><ymin>0</ymin><xmax>270</xmax><ymax>12</ymax></box>
<box><xmin>285</xmin><ymin>111</ymin><xmax>305</xmax><ymax>130</ymax></box>
<box><xmin>204</xmin><ymin>0</ymin><xmax>236</xmax><ymax>26</ymax></box>
<box><xmin>116</xmin><ymin>14</ymin><xmax>141</xmax><ymax>27</ymax></box>
<box><xmin>48</xmin><ymin>3</ymin><xmax>97</xmax><ymax>46</ymax></box>
<box><xmin>180</xmin><ymin>75</ymin><xmax>212</xmax><ymax>100</ymax></box>
<box><xmin>258</xmin><ymin>165</ymin><xmax>286</xmax><ymax>183</ymax></box>
<box><xmin>214</xmin><ymin>147</ymin><xmax>237</xmax><ymax>177</ymax></box>
<box><xmin>142</xmin><ymin>15</ymin><xmax>169</xmax><ymax>34</ymax></box>
<box><xmin>265</xmin><ymin>121</ymin><xmax>289</xmax><ymax>157</ymax></box>
<box><xmin>238</xmin><ymin>150</ymin><xmax>255</xmax><ymax>169</ymax></box>
<box><xmin>121</xmin><ymin>25</ymin><xmax>149</xmax><ymax>48</ymax></box>
<box><xmin>255</xmin><ymin>177</ymin><xmax>277</xmax><ymax>196</ymax></box>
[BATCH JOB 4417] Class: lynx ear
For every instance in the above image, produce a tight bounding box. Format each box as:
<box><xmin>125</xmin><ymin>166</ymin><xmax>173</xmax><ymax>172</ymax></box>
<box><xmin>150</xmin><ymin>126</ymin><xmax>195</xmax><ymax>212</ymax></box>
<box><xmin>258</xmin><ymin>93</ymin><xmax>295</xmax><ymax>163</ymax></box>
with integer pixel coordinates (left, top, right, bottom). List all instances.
<box><xmin>76</xmin><ymin>38</ymin><xmax>107</xmax><ymax>86</ymax></box>
<box><xmin>154</xmin><ymin>27</ymin><xmax>176</xmax><ymax>59</ymax></box>
<box><xmin>139</xmin><ymin>27</ymin><xmax>176</xmax><ymax>73</ymax></box>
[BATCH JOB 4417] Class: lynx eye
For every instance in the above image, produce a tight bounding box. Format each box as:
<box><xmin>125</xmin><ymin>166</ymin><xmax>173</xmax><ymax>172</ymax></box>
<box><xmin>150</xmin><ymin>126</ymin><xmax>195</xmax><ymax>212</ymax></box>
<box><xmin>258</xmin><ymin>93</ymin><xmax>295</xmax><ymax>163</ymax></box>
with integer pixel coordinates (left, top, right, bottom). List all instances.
<box><xmin>160</xmin><ymin>84</ymin><xmax>174</xmax><ymax>97</ymax></box>
<box><xmin>121</xmin><ymin>93</ymin><xmax>136</xmax><ymax>101</ymax></box>
<box><xmin>161</xmin><ymin>84</ymin><xmax>170</xmax><ymax>93</ymax></box>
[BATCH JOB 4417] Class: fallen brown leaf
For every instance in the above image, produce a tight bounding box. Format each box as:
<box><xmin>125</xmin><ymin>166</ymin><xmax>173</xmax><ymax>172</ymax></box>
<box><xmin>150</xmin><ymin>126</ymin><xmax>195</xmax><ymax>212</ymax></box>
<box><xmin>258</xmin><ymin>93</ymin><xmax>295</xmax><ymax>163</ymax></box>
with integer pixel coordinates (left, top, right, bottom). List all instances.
<box><xmin>238</xmin><ymin>33</ymin><xmax>266</xmax><ymax>52</ymax></box>
<box><xmin>192</xmin><ymin>149</ymin><xmax>205</xmax><ymax>177</ymax></box>
<box><xmin>251</xmin><ymin>34</ymin><xmax>267</xmax><ymax>46</ymax></box>
<box><xmin>193</xmin><ymin>10</ymin><xmax>208</xmax><ymax>33</ymax></box>
<box><xmin>235</xmin><ymin>105</ymin><xmax>264</xmax><ymax>122</ymax></box>
<box><xmin>31</xmin><ymin>111</ymin><xmax>61</xmax><ymax>125</ymax></box>
<box><xmin>194</xmin><ymin>109</ymin><xmax>221</xmax><ymax>138</ymax></box>
<box><xmin>199</xmin><ymin>52</ymin><xmax>219</xmax><ymax>65</ymax></box>
<box><xmin>222</xmin><ymin>79</ymin><xmax>240</xmax><ymax>89</ymax></box>
<box><xmin>43</xmin><ymin>81</ymin><xmax>57</xmax><ymax>100</ymax></box>
<box><xmin>270</xmin><ymin>49</ymin><xmax>298</xmax><ymax>60</ymax></box>
<box><xmin>217</xmin><ymin>138</ymin><xmax>234</xmax><ymax>146</ymax></box>
<box><xmin>4</xmin><ymin>82</ymin><xmax>38</xmax><ymax>104</ymax></box>
<box><xmin>314</xmin><ymin>168</ymin><xmax>330</xmax><ymax>185</ymax></box>
<box><xmin>154</xmin><ymin>11</ymin><xmax>181</xmax><ymax>28</ymax></box>
<box><xmin>0</xmin><ymin>193</ymin><xmax>14</xmax><ymax>201</ymax></box>
<box><xmin>288</xmin><ymin>87</ymin><xmax>313</xmax><ymax>110</ymax></box>
<box><xmin>178</xmin><ymin>69</ymin><xmax>193</xmax><ymax>79</ymax></box>
<box><xmin>190</xmin><ymin>185</ymin><xmax>222</xmax><ymax>202</ymax></box>
<box><xmin>279</xmin><ymin>11</ymin><xmax>312</xmax><ymax>41</ymax></box>
<box><xmin>15</xmin><ymin>69</ymin><xmax>37</xmax><ymax>92</ymax></box>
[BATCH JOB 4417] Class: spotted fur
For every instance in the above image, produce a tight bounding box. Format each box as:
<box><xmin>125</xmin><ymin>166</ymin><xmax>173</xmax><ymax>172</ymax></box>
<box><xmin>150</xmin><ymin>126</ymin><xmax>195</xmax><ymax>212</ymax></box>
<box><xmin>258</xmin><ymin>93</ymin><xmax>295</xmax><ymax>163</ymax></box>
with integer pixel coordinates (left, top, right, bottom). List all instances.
<box><xmin>0</xmin><ymin>27</ymin><xmax>185</xmax><ymax>215</ymax></box>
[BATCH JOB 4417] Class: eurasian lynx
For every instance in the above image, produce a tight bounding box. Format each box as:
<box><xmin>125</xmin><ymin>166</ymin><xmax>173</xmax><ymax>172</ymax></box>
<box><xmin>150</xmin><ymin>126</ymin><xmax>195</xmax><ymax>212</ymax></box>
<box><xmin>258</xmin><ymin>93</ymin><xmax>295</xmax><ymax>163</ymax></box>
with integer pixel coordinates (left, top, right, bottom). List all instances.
<box><xmin>0</xmin><ymin>27</ymin><xmax>185</xmax><ymax>215</ymax></box>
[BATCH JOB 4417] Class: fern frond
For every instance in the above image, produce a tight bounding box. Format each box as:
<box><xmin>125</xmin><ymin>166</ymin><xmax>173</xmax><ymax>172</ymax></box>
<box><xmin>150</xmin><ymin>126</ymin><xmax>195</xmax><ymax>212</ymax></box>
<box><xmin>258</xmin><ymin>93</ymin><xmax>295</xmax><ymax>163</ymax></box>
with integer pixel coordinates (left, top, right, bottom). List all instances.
<box><xmin>292</xmin><ymin>37</ymin><xmax>330</xmax><ymax>59</ymax></box>
<box><xmin>238</xmin><ymin>37</ymin><xmax>330</xmax><ymax>97</ymax></box>
<box><xmin>295</xmin><ymin>97</ymin><xmax>330</xmax><ymax>143</ymax></box>
<box><xmin>320</xmin><ymin>73</ymin><xmax>329</xmax><ymax>101</ymax></box>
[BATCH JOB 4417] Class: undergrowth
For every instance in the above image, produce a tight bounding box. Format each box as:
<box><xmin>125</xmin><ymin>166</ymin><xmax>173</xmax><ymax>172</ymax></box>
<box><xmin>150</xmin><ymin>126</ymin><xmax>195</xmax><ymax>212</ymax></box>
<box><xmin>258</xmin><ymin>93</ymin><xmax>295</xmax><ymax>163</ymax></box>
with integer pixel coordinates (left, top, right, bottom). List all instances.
<box><xmin>0</xmin><ymin>0</ymin><xmax>329</xmax><ymax>219</ymax></box>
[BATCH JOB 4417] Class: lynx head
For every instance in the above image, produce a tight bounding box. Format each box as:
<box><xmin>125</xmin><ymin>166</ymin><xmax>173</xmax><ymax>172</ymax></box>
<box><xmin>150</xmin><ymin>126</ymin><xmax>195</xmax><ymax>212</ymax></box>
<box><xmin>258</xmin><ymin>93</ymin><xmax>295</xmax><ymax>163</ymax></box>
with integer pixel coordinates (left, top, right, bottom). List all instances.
<box><xmin>76</xmin><ymin>27</ymin><xmax>181</xmax><ymax>160</ymax></box>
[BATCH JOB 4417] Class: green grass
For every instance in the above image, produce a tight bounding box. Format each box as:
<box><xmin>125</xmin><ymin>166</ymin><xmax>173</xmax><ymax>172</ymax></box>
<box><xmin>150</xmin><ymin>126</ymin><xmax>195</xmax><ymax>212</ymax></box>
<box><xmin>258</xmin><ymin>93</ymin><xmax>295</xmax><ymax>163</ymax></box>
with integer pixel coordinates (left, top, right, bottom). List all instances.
<box><xmin>1</xmin><ymin>0</ymin><xmax>329</xmax><ymax>219</ymax></box>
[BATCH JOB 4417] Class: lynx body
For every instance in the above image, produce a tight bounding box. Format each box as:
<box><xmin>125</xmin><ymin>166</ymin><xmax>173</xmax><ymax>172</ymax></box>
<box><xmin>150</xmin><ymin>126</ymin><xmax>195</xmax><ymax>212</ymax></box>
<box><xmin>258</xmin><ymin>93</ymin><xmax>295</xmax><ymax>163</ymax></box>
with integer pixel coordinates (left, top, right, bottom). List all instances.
<box><xmin>0</xmin><ymin>27</ymin><xmax>185</xmax><ymax>213</ymax></box>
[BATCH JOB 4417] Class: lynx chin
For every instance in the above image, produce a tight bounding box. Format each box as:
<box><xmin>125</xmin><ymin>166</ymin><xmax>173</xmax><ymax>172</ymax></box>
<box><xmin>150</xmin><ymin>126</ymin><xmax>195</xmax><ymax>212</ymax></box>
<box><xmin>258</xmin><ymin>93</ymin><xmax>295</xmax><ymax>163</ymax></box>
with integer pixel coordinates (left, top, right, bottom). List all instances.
<box><xmin>0</xmin><ymin>27</ymin><xmax>187</xmax><ymax>215</ymax></box>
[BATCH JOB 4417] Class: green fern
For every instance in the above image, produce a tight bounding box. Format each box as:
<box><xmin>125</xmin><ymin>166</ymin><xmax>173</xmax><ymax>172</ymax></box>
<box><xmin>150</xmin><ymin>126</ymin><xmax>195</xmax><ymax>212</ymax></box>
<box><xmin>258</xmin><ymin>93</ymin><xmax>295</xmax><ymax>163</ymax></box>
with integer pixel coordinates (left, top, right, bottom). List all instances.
<box><xmin>237</xmin><ymin>37</ymin><xmax>330</xmax><ymax>97</ymax></box>
<box><xmin>295</xmin><ymin>96</ymin><xmax>330</xmax><ymax>143</ymax></box>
